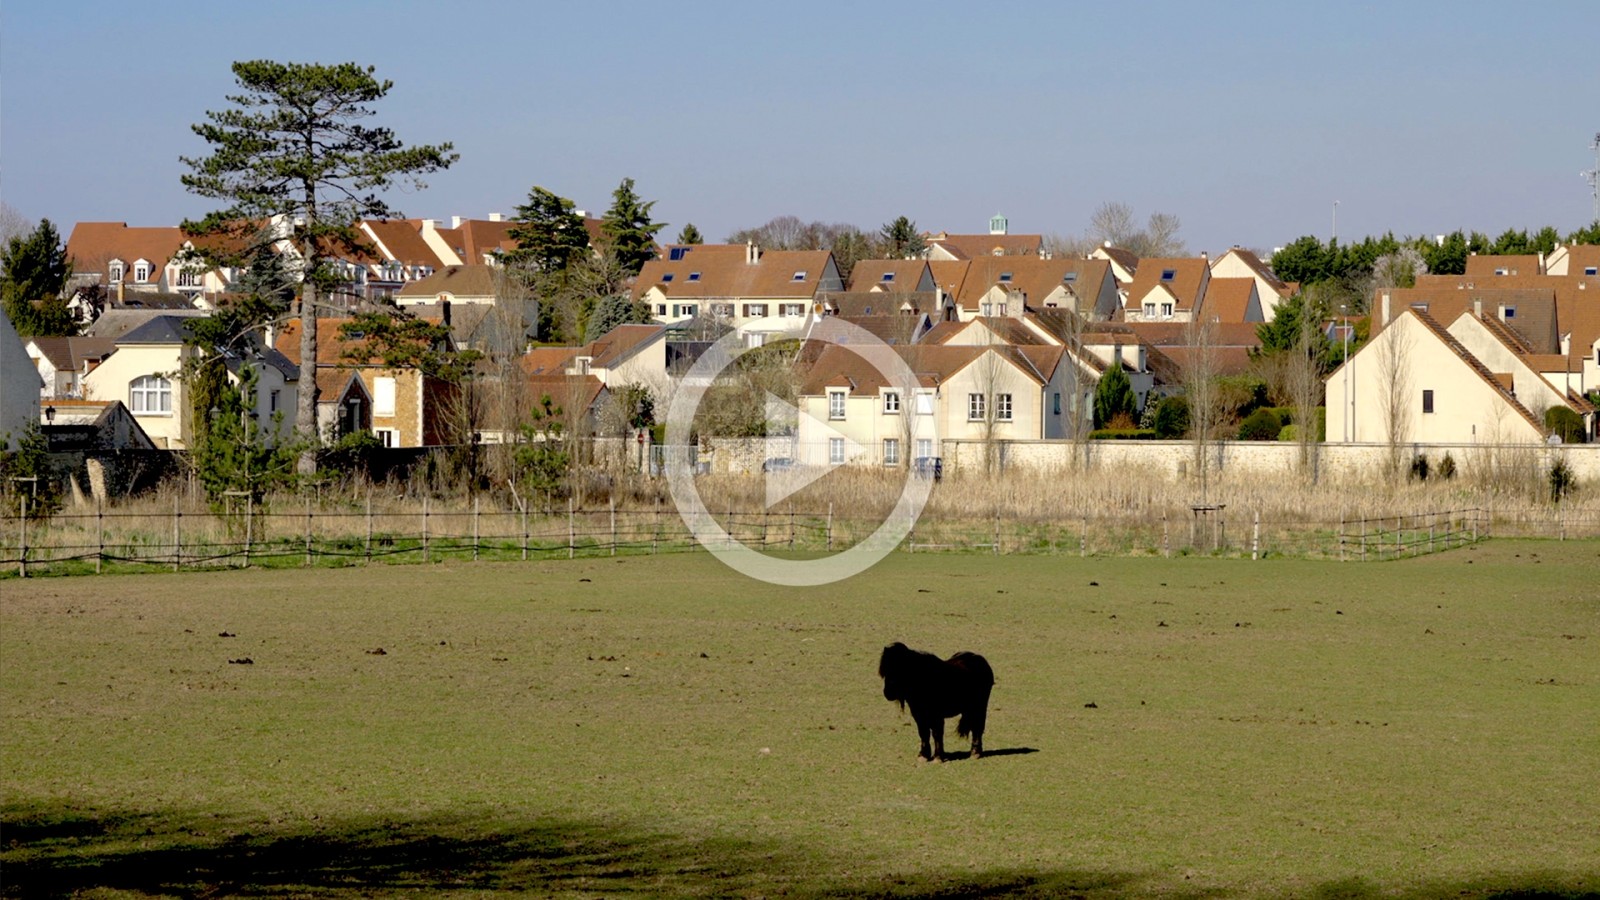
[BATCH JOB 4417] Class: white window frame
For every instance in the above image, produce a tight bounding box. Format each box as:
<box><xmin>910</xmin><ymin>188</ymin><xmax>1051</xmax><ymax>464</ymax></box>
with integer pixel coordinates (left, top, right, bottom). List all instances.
<box><xmin>828</xmin><ymin>437</ymin><xmax>845</xmax><ymax>464</ymax></box>
<box><xmin>743</xmin><ymin>303</ymin><xmax>768</xmax><ymax>318</ymax></box>
<box><xmin>108</xmin><ymin>261</ymin><xmax>124</xmax><ymax>283</ymax></box>
<box><xmin>916</xmin><ymin>438</ymin><xmax>933</xmax><ymax>459</ymax></box>
<box><xmin>915</xmin><ymin>390</ymin><xmax>934</xmax><ymax>415</ymax></box>
<box><xmin>968</xmin><ymin>392</ymin><xmax>985</xmax><ymax>421</ymax></box>
<box><xmin>780</xmin><ymin>303</ymin><xmax>805</xmax><ymax>317</ymax></box>
<box><xmin>828</xmin><ymin>390</ymin><xmax>846</xmax><ymax>420</ymax></box>
<box><xmin>374</xmin><ymin>427</ymin><xmax>398</xmax><ymax>448</ymax></box>
<box><xmin>882</xmin><ymin>390</ymin><xmax>900</xmax><ymax>414</ymax></box>
<box><xmin>129</xmin><ymin>374</ymin><xmax>173</xmax><ymax>414</ymax></box>
<box><xmin>1160</xmin><ymin>302</ymin><xmax>1173</xmax><ymax>317</ymax></box>
<box><xmin>1143</xmin><ymin>303</ymin><xmax>1157</xmax><ymax>317</ymax></box>
<box><xmin>882</xmin><ymin>438</ymin><xmax>900</xmax><ymax>466</ymax></box>
<box><xmin>133</xmin><ymin>260</ymin><xmax>151</xmax><ymax>283</ymax></box>
<box><xmin>996</xmin><ymin>393</ymin><xmax>1013</xmax><ymax>421</ymax></box>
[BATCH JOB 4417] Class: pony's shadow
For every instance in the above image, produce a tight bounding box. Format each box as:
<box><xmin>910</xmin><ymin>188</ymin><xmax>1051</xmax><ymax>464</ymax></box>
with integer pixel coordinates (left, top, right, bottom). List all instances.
<box><xmin>943</xmin><ymin>747</ymin><xmax>1039</xmax><ymax>762</ymax></box>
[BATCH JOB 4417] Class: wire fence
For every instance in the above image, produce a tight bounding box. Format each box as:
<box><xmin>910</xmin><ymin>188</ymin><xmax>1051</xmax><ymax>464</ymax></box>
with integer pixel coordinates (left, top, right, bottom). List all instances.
<box><xmin>5</xmin><ymin>492</ymin><xmax>1594</xmax><ymax>579</ymax></box>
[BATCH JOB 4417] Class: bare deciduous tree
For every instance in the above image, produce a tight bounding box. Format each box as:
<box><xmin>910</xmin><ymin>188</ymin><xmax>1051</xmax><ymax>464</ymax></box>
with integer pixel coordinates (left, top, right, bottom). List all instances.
<box><xmin>1372</xmin><ymin>323</ymin><xmax>1414</xmax><ymax>480</ymax></box>
<box><xmin>1183</xmin><ymin>315</ymin><xmax>1222</xmax><ymax>501</ymax></box>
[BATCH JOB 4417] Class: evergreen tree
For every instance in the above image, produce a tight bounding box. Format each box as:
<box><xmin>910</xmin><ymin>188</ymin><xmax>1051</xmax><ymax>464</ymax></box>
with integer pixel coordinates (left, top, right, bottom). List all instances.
<box><xmin>193</xmin><ymin>364</ymin><xmax>296</xmax><ymax>504</ymax></box>
<box><xmin>586</xmin><ymin>294</ymin><xmax>654</xmax><ymax>342</ymax></box>
<box><xmin>676</xmin><ymin>223</ymin><xmax>704</xmax><ymax>245</ymax></box>
<box><xmin>879</xmin><ymin>216</ymin><xmax>927</xmax><ymax>258</ymax></box>
<box><xmin>1568</xmin><ymin>221</ymin><xmax>1600</xmax><ymax>245</ymax></box>
<box><xmin>506</xmin><ymin>186</ymin><xmax>590</xmax><ymax>272</ymax></box>
<box><xmin>1093</xmin><ymin>363</ymin><xmax>1137</xmax><ymax>429</ymax></box>
<box><xmin>599</xmin><ymin>177</ymin><xmax>664</xmax><ymax>276</ymax></box>
<box><xmin>1</xmin><ymin>218</ymin><xmax>75</xmax><ymax>336</ymax></box>
<box><xmin>182</xmin><ymin>59</ymin><xmax>457</xmax><ymax>474</ymax></box>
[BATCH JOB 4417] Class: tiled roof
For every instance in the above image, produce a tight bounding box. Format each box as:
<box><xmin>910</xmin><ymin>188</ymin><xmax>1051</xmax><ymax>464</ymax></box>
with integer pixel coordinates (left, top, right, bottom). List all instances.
<box><xmin>1464</xmin><ymin>254</ymin><xmax>1543</xmax><ymax>277</ymax></box>
<box><xmin>363</xmin><ymin>219</ymin><xmax>450</xmax><ymax>268</ymax></box>
<box><xmin>28</xmin><ymin>336</ymin><xmax>117</xmax><ymax>371</ymax></box>
<box><xmin>1125</xmin><ymin>257</ymin><xmax>1209</xmax><ymax>310</ymax></box>
<box><xmin>925</xmin><ymin>232</ymin><xmax>1042</xmax><ymax>259</ymax></box>
<box><xmin>65</xmin><ymin>222</ymin><xmax>187</xmax><ymax>274</ymax></box>
<box><xmin>396</xmin><ymin>264</ymin><xmax>502</xmax><ymax>300</ymax></box>
<box><xmin>632</xmin><ymin>248</ymin><xmax>836</xmax><ymax>301</ymax></box>
<box><xmin>1201</xmin><ymin>277</ymin><xmax>1258</xmax><ymax>323</ymax></box>
<box><xmin>844</xmin><ymin>259</ymin><xmax>932</xmax><ymax>292</ymax></box>
<box><xmin>953</xmin><ymin>257</ymin><xmax>1112</xmax><ymax>313</ymax></box>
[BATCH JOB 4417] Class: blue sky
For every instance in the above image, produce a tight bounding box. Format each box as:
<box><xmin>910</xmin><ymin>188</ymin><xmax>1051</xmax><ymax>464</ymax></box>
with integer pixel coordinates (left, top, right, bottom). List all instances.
<box><xmin>4</xmin><ymin>1</ymin><xmax>1598</xmax><ymax>255</ymax></box>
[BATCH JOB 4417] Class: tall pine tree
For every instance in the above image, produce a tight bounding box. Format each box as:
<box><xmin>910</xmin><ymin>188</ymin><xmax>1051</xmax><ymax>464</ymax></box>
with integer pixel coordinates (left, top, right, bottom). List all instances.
<box><xmin>506</xmin><ymin>187</ymin><xmax>590</xmax><ymax>272</ymax></box>
<box><xmin>1</xmin><ymin>218</ymin><xmax>75</xmax><ymax>336</ymax></box>
<box><xmin>599</xmin><ymin>177</ymin><xmax>664</xmax><ymax>276</ymax></box>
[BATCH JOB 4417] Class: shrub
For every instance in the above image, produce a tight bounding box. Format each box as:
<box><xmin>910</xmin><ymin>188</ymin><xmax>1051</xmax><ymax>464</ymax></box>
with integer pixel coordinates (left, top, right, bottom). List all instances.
<box><xmin>1278</xmin><ymin>424</ymin><xmax>1299</xmax><ymax>442</ymax></box>
<box><xmin>1546</xmin><ymin>407</ymin><xmax>1585</xmax><ymax>443</ymax></box>
<box><xmin>1437</xmin><ymin>452</ymin><xmax>1457</xmax><ymax>480</ymax></box>
<box><xmin>1549</xmin><ymin>458</ymin><xmax>1577</xmax><ymax>503</ymax></box>
<box><xmin>1089</xmin><ymin>428</ymin><xmax>1158</xmax><ymax>440</ymax></box>
<box><xmin>1153</xmin><ymin>396</ymin><xmax>1189</xmax><ymax>439</ymax></box>
<box><xmin>1237</xmin><ymin>408</ymin><xmax>1283</xmax><ymax>441</ymax></box>
<box><xmin>1409</xmin><ymin>454</ymin><xmax>1430</xmax><ymax>482</ymax></box>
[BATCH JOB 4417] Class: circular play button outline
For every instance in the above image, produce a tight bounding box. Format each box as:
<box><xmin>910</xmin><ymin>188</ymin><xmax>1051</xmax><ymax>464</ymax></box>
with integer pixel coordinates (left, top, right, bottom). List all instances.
<box><xmin>663</xmin><ymin>317</ymin><xmax>936</xmax><ymax>586</ymax></box>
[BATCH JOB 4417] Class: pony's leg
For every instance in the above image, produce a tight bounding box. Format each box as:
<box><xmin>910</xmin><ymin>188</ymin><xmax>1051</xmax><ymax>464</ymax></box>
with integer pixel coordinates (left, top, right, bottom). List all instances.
<box><xmin>916</xmin><ymin>719</ymin><xmax>933</xmax><ymax>761</ymax></box>
<box><xmin>930</xmin><ymin>718</ymin><xmax>946</xmax><ymax>761</ymax></box>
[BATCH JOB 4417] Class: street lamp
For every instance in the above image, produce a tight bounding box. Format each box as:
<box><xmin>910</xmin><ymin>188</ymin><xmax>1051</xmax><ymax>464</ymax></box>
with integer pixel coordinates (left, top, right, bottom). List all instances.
<box><xmin>43</xmin><ymin>405</ymin><xmax>56</xmax><ymax>424</ymax></box>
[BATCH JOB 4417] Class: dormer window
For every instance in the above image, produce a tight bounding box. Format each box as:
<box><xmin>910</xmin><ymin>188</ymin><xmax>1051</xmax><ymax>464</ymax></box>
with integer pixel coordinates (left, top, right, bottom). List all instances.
<box><xmin>576</xmin><ymin>357</ymin><xmax>592</xmax><ymax>375</ymax></box>
<box><xmin>1161</xmin><ymin>269</ymin><xmax>1176</xmax><ymax>281</ymax></box>
<box><xmin>108</xmin><ymin>261</ymin><xmax>124</xmax><ymax>283</ymax></box>
<box><xmin>1143</xmin><ymin>303</ymin><xmax>1157</xmax><ymax>317</ymax></box>
<box><xmin>792</xmin><ymin>271</ymin><xmax>807</xmax><ymax>281</ymax></box>
<box><xmin>133</xmin><ymin>260</ymin><xmax>151</xmax><ymax>283</ymax></box>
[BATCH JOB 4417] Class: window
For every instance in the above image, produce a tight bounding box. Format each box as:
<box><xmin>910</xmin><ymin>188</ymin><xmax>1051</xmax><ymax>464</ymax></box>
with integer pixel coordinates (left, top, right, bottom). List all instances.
<box><xmin>1161</xmin><ymin>269</ymin><xmax>1176</xmax><ymax>281</ymax></box>
<box><xmin>915</xmin><ymin>391</ymin><xmax>934</xmax><ymax>415</ymax></box>
<box><xmin>711</xmin><ymin>303</ymin><xmax>734</xmax><ymax>317</ymax></box>
<box><xmin>1143</xmin><ymin>303</ymin><xmax>1157</xmax><ymax>317</ymax></box>
<box><xmin>1422</xmin><ymin>389</ymin><xmax>1434</xmax><ymax>414</ymax></box>
<box><xmin>882</xmin><ymin>438</ymin><xmax>900</xmax><ymax>466</ymax></box>
<box><xmin>374</xmin><ymin>428</ymin><xmax>398</xmax><ymax>448</ymax></box>
<box><xmin>968</xmin><ymin>392</ymin><xmax>985</xmax><ymax>420</ymax></box>
<box><xmin>655</xmin><ymin>304</ymin><xmax>667</xmax><ymax>315</ymax></box>
<box><xmin>1062</xmin><ymin>272</ymin><xmax>1077</xmax><ymax>283</ymax></box>
<box><xmin>374</xmin><ymin>376</ymin><xmax>397</xmax><ymax>416</ymax></box>
<box><xmin>176</xmin><ymin>267</ymin><xmax>201</xmax><ymax>287</ymax></box>
<box><xmin>1494</xmin><ymin>268</ymin><xmax>1508</xmax><ymax>276</ymax></box>
<box><xmin>780</xmin><ymin>303</ymin><xmax>805</xmax><ymax>317</ymax></box>
<box><xmin>1585</xmin><ymin>266</ymin><xmax>1598</xmax><ymax>276</ymax></box>
<box><xmin>792</xmin><ymin>271</ymin><xmax>808</xmax><ymax>281</ymax></box>
<box><xmin>1160</xmin><ymin>302</ymin><xmax>1173</xmax><ymax>317</ymax></box>
<box><xmin>882</xmin><ymin>391</ymin><xmax>901</xmax><ymax>414</ymax></box>
<box><xmin>269</xmin><ymin>390</ymin><xmax>280</xmax><ymax>413</ymax></box>
<box><xmin>999</xmin><ymin>272</ymin><xmax>1013</xmax><ymax>282</ymax></box>
<box><xmin>661</xmin><ymin>273</ymin><xmax>675</xmax><ymax>282</ymax></box>
<box><xmin>981</xmin><ymin>302</ymin><xmax>993</xmax><ymax>316</ymax></box>
<box><xmin>997</xmin><ymin>303</ymin><xmax>1007</xmax><ymax>316</ymax></box>
<box><xmin>916</xmin><ymin>438</ymin><xmax>933</xmax><ymax>459</ymax></box>
<box><xmin>675</xmin><ymin>304</ymin><xmax>698</xmax><ymax>317</ymax></box>
<box><xmin>133</xmin><ymin>261</ymin><xmax>150</xmax><ymax>282</ymax></box>
<box><xmin>688</xmin><ymin>272</ymin><xmax>701</xmax><ymax>281</ymax></box>
<box><xmin>828</xmin><ymin>391</ymin><xmax>846</xmax><ymax>420</ymax></box>
<box><xmin>108</xmin><ymin>261</ymin><xmax>124</xmax><ymax>283</ymax></box>
<box><xmin>829</xmin><ymin>437</ymin><xmax>845</xmax><ymax>465</ymax></box>
<box><xmin>669</xmin><ymin>246</ymin><xmax>689</xmax><ymax>261</ymax></box>
<box><xmin>1053</xmin><ymin>392</ymin><xmax>1061</xmax><ymax>415</ymax></box>
<box><xmin>880</xmin><ymin>272</ymin><xmax>895</xmax><ymax>283</ymax></box>
<box><xmin>129</xmin><ymin>374</ymin><xmax>172</xmax><ymax>414</ymax></box>
<box><xmin>996</xmin><ymin>393</ymin><xmax>1013</xmax><ymax>421</ymax></box>
<box><xmin>743</xmin><ymin>303</ymin><xmax>768</xmax><ymax>317</ymax></box>
<box><xmin>1502</xmin><ymin>306</ymin><xmax>1517</xmax><ymax>319</ymax></box>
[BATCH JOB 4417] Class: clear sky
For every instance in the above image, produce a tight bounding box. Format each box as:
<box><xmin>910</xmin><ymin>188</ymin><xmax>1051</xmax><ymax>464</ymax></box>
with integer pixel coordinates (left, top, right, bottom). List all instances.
<box><xmin>4</xmin><ymin>1</ymin><xmax>1598</xmax><ymax>255</ymax></box>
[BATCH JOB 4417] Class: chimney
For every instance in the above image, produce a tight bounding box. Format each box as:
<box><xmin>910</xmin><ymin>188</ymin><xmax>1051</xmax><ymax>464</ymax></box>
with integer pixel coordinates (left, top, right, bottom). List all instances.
<box><xmin>1381</xmin><ymin>291</ymin><xmax>1391</xmax><ymax>326</ymax></box>
<box><xmin>488</xmin><ymin>212</ymin><xmax>503</xmax><ymax>222</ymax></box>
<box><xmin>1538</xmin><ymin>250</ymin><xmax>1545</xmax><ymax>273</ymax></box>
<box><xmin>440</xmin><ymin>298</ymin><xmax>451</xmax><ymax>329</ymax></box>
<box><xmin>746</xmin><ymin>240</ymin><xmax>758</xmax><ymax>265</ymax></box>
<box><xmin>1473</xmin><ymin>297</ymin><xmax>1482</xmax><ymax>319</ymax></box>
<box><xmin>451</xmin><ymin>216</ymin><xmax>464</xmax><ymax>229</ymax></box>
<box><xmin>421</xmin><ymin>219</ymin><xmax>438</xmax><ymax>235</ymax></box>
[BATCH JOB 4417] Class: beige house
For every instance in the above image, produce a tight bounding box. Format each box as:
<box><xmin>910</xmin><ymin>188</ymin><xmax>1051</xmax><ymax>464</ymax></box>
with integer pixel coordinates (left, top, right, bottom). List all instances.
<box><xmin>394</xmin><ymin>264</ymin><xmax>503</xmax><ymax>307</ymax></box>
<box><xmin>795</xmin><ymin>343</ymin><xmax>1077</xmax><ymax>468</ymax></box>
<box><xmin>83</xmin><ymin>315</ymin><xmax>298</xmax><ymax>449</ymax></box>
<box><xmin>1325</xmin><ymin>308</ymin><xmax>1593</xmax><ymax>446</ymax></box>
<box><xmin>1123</xmin><ymin>257</ymin><xmax>1211</xmax><ymax>323</ymax></box>
<box><xmin>633</xmin><ymin>244</ymin><xmax>842</xmax><ymax>342</ymax></box>
<box><xmin>924</xmin><ymin>216</ymin><xmax>1042</xmax><ymax>261</ymax></box>
<box><xmin>950</xmin><ymin>257</ymin><xmax>1120</xmax><ymax>322</ymax></box>
<box><xmin>1208</xmin><ymin>247</ymin><xmax>1293</xmax><ymax>322</ymax></box>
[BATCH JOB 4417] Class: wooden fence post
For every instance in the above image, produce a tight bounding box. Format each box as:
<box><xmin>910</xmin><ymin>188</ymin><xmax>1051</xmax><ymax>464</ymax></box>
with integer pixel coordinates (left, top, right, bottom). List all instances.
<box><xmin>95</xmin><ymin>496</ymin><xmax>103</xmax><ymax>575</ymax></box>
<box><xmin>610</xmin><ymin>497</ymin><xmax>617</xmax><ymax>556</ymax></box>
<box><xmin>521</xmin><ymin>501</ymin><xmax>529</xmax><ymax>561</ymax></box>
<box><xmin>1252</xmin><ymin>509</ymin><xmax>1260</xmax><ymax>560</ymax></box>
<box><xmin>826</xmin><ymin>503</ymin><xmax>833</xmax><ymax>552</ymax></box>
<box><xmin>473</xmin><ymin>495</ymin><xmax>481</xmax><ymax>562</ymax></box>
<box><xmin>568</xmin><ymin>497</ymin><xmax>575</xmax><ymax>559</ymax></box>
<box><xmin>304</xmin><ymin>496</ymin><xmax>313</xmax><ymax>567</ymax></box>
<box><xmin>17</xmin><ymin>495</ymin><xmax>27</xmax><ymax>578</ymax></box>
<box><xmin>423</xmin><ymin>495</ymin><xmax>430</xmax><ymax>563</ymax></box>
<box><xmin>244</xmin><ymin>494</ymin><xmax>253</xmax><ymax>568</ymax></box>
<box><xmin>172</xmin><ymin>494</ymin><xmax>181</xmax><ymax>573</ymax></box>
<box><xmin>365</xmin><ymin>488</ymin><xmax>373</xmax><ymax>563</ymax></box>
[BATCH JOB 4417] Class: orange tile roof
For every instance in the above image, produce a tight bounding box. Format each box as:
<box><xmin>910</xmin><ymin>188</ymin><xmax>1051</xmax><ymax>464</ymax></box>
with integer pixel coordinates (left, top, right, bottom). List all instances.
<box><xmin>632</xmin><ymin>248</ymin><xmax>836</xmax><ymax>301</ymax></box>
<box><xmin>845</xmin><ymin>259</ymin><xmax>932</xmax><ymax>292</ymax></box>
<box><xmin>925</xmin><ymin>232</ymin><xmax>1042</xmax><ymax>259</ymax></box>
<box><xmin>1125</xmin><ymin>258</ymin><xmax>1209</xmax><ymax>311</ymax></box>
<box><xmin>1200</xmin><ymin>277</ymin><xmax>1258</xmax><ymax>323</ymax></box>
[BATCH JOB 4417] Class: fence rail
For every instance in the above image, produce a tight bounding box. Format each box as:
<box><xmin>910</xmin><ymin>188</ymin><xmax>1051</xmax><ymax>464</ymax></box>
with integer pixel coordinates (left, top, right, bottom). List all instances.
<box><xmin>6</xmin><ymin>495</ymin><xmax>1594</xmax><ymax>578</ymax></box>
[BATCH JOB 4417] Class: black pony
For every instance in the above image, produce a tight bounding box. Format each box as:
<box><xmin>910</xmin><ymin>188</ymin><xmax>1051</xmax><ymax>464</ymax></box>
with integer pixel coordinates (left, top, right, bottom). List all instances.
<box><xmin>878</xmin><ymin>642</ymin><xmax>994</xmax><ymax>761</ymax></box>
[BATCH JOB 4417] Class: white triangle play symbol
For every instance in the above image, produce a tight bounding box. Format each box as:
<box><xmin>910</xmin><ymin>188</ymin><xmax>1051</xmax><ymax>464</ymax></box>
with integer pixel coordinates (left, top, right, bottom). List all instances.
<box><xmin>763</xmin><ymin>391</ymin><xmax>859</xmax><ymax>508</ymax></box>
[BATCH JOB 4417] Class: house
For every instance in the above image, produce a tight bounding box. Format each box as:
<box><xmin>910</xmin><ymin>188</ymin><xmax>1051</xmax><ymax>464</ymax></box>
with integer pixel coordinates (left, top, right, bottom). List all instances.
<box><xmin>1326</xmin><ymin>308</ymin><xmax>1593</xmax><ymax>445</ymax></box>
<box><xmin>274</xmin><ymin>317</ymin><xmax>456</xmax><ymax>448</ymax></box>
<box><xmin>82</xmin><ymin>314</ymin><xmax>297</xmax><ymax>450</ymax></box>
<box><xmin>1544</xmin><ymin>244</ymin><xmax>1600</xmax><ymax>277</ymax></box>
<box><xmin>1464</xmin><ymin>253</ymin><xmax>1545</xmax><ymax>278</ymax></box>
<box><xmin>1122</xmin><ymin>257</ymin><xmax>1211</xmax><ymax>323</ymax></box>
<box><xmin>632</xmin><ymin>243</ymin><xmax>842</xmax><ymax>342</ymax></box>
<box><xmin>1</xmin><ymin>308</ymin><xmax>44</xmax><ymax>448</ymax></box>
<box><xmin>1090</xmin><ymin>242</ymin><xmax>1140</xmax><ymax>285</ymax></box>
<box><xmin>924</xmin><ymin>215</ymin><xmax>1042</xmax><ymax>260</ymax></box>
<box><xmin>1199</xmin><ymin>277</ymin><xmax>1265</xmax><ymax>324</ymax></box>
<box><xmin>394</xmin><ymin>264</ymin><xmax>504</xmax><ymax>307</ymax></box>
<box><xmin>25</xmin><ymin>335</ymin><xmax>118</xmax><ymax>399</ymax></box>
<box><xmin>1208</xmin><ymin>247</ymin><xmax>1293</xmax><ymax>322</ymax></box>
<box><xmin>794</xmin><ymin>341</ymin><xmax>1080</xmax><ymax>468</ymax></box>
<box><xmin>949</xmin><ymin>257</ymin><xmax>1120</xmax><ymax>322</ymax></box>
<box><xmin>64</xmin><ymin>221</ymin><xmax>252</xmax><ymax>314</ymax></box>
<box><xmin>844</xmin><ymin>259</ymin><xmax>937</xmax><ymax>294</ymax></box>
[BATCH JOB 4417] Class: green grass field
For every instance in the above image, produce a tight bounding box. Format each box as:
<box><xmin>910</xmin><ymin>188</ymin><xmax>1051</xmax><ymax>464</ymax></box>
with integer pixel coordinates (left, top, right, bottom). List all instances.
<box><xmin>3</xmin><ymin>541</ymin><xmax>1597</xmax><ymax>898</ymax></box>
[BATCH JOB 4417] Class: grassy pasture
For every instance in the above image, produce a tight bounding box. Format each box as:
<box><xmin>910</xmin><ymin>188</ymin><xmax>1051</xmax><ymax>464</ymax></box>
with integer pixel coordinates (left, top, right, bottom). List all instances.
<box><xmin>2</xmin><ymin>541</ymin><xmax>1597</xmax><ymax>898</ymax></box>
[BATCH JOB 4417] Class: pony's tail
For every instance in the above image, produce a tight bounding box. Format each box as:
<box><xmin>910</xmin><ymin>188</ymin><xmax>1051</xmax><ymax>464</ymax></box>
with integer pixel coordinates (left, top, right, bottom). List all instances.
<box><xmin>957</xmin><ymin>708</ymin><xmax>985</xmax><ymax>739</ymax></box>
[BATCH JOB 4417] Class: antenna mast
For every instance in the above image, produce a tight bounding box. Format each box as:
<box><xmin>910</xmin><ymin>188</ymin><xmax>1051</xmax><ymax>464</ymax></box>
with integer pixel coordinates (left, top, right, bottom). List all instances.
<box><xmin>1585</xmin><ymin>131</ymin><xmax>1600</xmax><ymax>222</ymax></box>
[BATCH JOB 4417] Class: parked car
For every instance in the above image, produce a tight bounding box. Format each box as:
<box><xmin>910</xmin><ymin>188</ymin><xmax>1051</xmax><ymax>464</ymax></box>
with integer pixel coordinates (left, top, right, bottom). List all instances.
<box><xmin>912</xmin><ymin>457</ymin><xmax>942</xmax><ymax>480</ymax></box>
